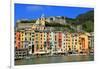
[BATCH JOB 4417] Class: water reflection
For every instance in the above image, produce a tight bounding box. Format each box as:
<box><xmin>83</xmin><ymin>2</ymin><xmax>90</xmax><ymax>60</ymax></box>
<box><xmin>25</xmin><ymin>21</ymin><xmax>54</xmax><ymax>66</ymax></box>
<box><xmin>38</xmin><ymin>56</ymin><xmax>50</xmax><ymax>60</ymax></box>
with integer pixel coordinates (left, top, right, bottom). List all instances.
<box><xmin>15</xmin><ymin>55</ymin><xmax>94</xmax><ymax>65</ymax></box>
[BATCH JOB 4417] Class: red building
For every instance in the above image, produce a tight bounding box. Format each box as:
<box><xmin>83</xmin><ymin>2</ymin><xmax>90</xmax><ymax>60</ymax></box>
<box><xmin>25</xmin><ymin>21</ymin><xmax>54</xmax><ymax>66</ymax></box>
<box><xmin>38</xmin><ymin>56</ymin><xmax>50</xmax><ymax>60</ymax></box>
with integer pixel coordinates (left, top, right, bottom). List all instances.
<box><xmin>58</xmin><ymin>32</ymin><xmax>62</xmax><ymax>48</ymax></box>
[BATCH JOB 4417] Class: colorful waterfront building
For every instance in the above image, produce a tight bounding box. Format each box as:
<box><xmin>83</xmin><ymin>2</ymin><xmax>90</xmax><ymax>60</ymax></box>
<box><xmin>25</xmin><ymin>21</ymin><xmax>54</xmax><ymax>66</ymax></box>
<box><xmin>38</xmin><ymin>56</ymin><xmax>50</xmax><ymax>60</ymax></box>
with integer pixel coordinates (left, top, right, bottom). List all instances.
<box><xmin>24</xmin><ymin>29</ymin><xmax>32</xmax><ymax>48</ymax></box>
<box><xmin>39</xmin><ymin>31</ymin><xmax>45</xmax><ymax>51</ymax></box>
<box><xmin>44</xmin><ymin>31</ymin><xmax>47</xmax><ymax>50</ymax></box>
<box><xmin>62</xmin><ymin>33</ymin><xmax>66</xmax><ymax>52</ymax></box>
<box><xmin>71</xmin><ymin>33</ymin><xmax>79</xmax><ymax>53</ymax></box>
<box><xmin>34</xmin><ymin>31</ymin><xmax>45</xmax><ymax>53</ymax></box>
<box><xmin>65</xmin><ymin>32</ymin><xmax>89</xmax><ymax>54</ymax></box>
<box><xmin>78</xmin><ymin>33</ymin><xmax>89</xmax><ymax>53</ymax></box>
<box><xmin>54</xmin><ymin>32</ymin><xmax>58</xmax><ymax>51</ymax></box>
<box><xmin>66</xmin><ymin>32</ymin><xmax>72</xmax><ymax>52</ymax></box>
<box><xmin>54</xmin><ymin>32</ymin><xmax>67</xmax><ymax>53</ymax></box>
<box><xmin>20</xmin><ymin>30</ymin><xmax>25</xmax><ymax>48</ymax></box>
<box><xmin>46</xmin><ymin>32</ymin><xmax>50</xmax><ymax>50</ymax></box>
<box><xmin>49</xmin><ymin>32</ymin><xmax>55</xmax><ymax>52</ymax></box>
<box><xmin>31</xmin><ymin>30</ymin><xmax>35</xmax><ymax>53</ymax></box>
<box><xmin>54</xmin><ymin>31</ymin><xmax>63</xmax><ymax>52</ymax></box>
<box><xmin>58</xmin><ymin>32</ymin><xmax>62</xmax><ymax>48</ymax></box>
<box><xmin>15</xmin><ymin>32</ymin><xmax>21</xmax><ymax>49</ymax></box>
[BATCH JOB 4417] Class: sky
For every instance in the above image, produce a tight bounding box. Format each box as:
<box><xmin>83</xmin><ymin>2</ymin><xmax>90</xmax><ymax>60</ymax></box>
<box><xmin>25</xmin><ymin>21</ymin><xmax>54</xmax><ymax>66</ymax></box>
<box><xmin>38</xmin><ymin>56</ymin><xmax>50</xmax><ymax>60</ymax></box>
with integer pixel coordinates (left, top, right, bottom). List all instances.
<box><xmin>15</xmin><ymin>3</ymin><xmax>94</xmax><ymax>24</ymax></box>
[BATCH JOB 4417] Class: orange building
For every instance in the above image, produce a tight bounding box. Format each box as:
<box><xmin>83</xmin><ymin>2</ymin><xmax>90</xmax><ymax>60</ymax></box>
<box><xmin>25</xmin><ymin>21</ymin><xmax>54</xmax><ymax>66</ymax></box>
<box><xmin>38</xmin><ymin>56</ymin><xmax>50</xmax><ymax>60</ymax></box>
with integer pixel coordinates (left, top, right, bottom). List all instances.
<box><xmin>15</xmin><ymin>32</ymin><xmax>21</xmax><ymax>49</ymax></box>
<box><xmin>79</xmin><ymin>33</ymin><xmax>89</xmax><ymax>53</ymax></box>
<box><xmin>66</xmin><ymin>32</ymin><xmax>89</xmax><ymax>54</ymax></box>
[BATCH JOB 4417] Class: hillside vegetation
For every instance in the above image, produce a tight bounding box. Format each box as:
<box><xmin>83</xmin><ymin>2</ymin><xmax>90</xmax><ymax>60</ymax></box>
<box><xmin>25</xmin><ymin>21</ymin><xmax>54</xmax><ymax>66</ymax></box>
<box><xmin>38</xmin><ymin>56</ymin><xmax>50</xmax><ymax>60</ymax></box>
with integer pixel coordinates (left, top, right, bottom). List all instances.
<box><xmin>18</xmin><ymin>10</ymin><xmax>94</xmax><ymax>32</ymax></box>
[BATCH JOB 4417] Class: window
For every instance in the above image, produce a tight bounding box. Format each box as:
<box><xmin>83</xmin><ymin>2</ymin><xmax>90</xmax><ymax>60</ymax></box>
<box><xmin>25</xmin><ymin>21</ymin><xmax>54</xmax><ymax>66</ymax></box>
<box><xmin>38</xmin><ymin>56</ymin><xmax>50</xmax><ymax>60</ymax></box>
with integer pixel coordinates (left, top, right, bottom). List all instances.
<box><xmin>36</xmin><ymin>41</ymin><xmax>38</xmax><ymax>43</ymax></box>
<box><xmin>32</xmin><ymin>32</ymin><xmax>34</xmax><ymax>34</ymax></box>
<box><xmin>50</xmin><ymin>18</ymin><xmax>53</xmax><ymax>21</ymax></box>
<box><xmin>19</xmin><ymin>38</ymin><xmax>20</xmax><ymax>40</ymax></box>
<box><xmin>32</xmin><ymin>35</ymin><xmax>34</xmax><ymax>37</ymax></box>
<box><xmin>25</xmin><ymin>38</ymin><xmax>27</xmax><ymax>41</ymax></box>
<box><xmin>75</xmin><ymin>42</ymin><xmax>77</xmax><ymax>45</ymax></box>
<box><xmin>80</xmin><ymin>47</ymin><xmax>81</xmax><ymax>49</ymax></box>
<box><xmin>36</xmin><ymin>34</ymin><xmax>38</xmax><ymax>36</ymax></box>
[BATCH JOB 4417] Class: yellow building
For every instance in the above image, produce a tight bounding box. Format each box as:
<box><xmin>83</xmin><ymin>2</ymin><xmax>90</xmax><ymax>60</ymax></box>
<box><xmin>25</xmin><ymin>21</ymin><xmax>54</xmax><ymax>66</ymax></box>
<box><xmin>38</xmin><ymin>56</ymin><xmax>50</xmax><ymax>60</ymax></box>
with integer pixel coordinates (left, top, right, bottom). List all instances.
<box><xmin>20</xmin><ymin>29</ymin><xmax>31</xmax><ymax>49</ymax></box>
<box><xmin>71</xmin><ymin>33</ymin><xmax>79</xmax><ymax>53</ymax></box>
<box><xmin>66</xmin><ymin>32</ymin><xmax>89</xmax><ymax>54</ymax></box>
<box><xmin>19</xmin><ymin>30</ymin><xmax>25</xmax><ymax>48</ymax></box>
<box><xmin>66</xmin><ymin>32</ymin><xmax>72</xmax><ymax>52</ymax></box>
